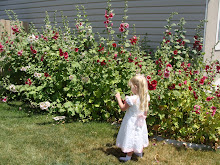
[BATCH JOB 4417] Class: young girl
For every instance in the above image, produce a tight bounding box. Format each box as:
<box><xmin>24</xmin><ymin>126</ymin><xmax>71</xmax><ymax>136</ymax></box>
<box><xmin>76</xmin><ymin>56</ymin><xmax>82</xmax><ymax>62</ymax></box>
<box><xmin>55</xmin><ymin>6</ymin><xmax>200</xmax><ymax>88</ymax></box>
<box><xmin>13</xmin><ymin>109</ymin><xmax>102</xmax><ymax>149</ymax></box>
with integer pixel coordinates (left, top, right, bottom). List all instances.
<box><xmin>115</xmin><ymin>74</ymin><xmax>150</xmax><ymax>162</ymax></box>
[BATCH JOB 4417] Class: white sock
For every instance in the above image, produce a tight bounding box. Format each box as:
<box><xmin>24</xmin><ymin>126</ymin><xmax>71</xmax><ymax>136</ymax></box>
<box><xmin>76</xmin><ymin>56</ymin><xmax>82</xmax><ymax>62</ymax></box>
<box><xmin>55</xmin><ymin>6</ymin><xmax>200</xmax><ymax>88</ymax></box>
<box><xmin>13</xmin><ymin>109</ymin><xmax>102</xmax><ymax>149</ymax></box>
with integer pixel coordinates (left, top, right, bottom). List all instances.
<box><xmin>119</xmin><ymin>155</ymin><xmax>131</xmax><ymax>162</ymax></box>
<box><xmin>135</xmin><ymin>152</ymin><xmax>143</xmax><ymax>157</ymax></box>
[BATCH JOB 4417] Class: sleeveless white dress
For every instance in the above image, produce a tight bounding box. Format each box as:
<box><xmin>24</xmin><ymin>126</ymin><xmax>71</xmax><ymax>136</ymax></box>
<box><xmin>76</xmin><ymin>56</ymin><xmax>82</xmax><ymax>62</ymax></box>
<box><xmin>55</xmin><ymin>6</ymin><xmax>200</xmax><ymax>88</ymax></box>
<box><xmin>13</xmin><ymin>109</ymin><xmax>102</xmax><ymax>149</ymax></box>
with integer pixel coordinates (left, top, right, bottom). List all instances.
<box><xmin>116</xmin><ymin>95</ymin><xmax>150</xmax><ymax>153</ymax></box>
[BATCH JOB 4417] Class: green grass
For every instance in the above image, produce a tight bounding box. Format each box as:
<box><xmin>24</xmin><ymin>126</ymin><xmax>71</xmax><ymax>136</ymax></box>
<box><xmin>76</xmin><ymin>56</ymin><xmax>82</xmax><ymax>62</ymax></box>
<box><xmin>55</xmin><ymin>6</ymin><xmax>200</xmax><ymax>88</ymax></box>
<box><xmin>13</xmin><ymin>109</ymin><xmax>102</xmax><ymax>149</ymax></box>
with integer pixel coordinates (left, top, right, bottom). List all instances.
<box><xmin>0</xmin><ymin>102</ymin><xmax>219</xmax><ymax>165</ymax></box>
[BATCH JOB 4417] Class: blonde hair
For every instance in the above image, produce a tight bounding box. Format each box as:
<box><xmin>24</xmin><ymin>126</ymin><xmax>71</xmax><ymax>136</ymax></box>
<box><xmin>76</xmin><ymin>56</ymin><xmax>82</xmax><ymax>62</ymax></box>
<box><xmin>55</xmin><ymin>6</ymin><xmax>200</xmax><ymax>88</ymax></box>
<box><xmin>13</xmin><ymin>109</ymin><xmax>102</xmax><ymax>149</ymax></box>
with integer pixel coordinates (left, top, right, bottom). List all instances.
<box><xmin>128</xmin><ymin>74</ymin><xmax>149</xmax><ymax>112</ymax></box>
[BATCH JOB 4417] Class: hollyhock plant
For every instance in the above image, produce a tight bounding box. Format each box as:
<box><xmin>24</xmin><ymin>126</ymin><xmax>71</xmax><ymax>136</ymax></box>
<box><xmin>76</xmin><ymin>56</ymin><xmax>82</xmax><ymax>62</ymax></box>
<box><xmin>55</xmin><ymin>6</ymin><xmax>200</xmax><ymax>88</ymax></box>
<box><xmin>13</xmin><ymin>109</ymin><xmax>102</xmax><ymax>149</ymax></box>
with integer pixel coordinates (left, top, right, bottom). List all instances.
<box><xmin>0</xmin><ymin>5</ymin><xmax>219</xmax><ymax>147</ymax></box>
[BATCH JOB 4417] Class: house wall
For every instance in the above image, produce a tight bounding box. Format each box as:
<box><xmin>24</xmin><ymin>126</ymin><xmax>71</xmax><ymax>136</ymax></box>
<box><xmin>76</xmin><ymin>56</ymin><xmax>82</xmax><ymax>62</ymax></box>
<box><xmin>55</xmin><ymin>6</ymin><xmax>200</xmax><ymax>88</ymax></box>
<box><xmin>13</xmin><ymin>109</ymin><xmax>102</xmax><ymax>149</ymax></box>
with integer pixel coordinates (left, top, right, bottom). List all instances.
<box><xmin>204</xmin><ymin>0</ymin><xmax>220</xmax><ymax>62</ymax></box>
<box><xmin>0</xmin><ymin>0</ymin><xmax>206</xmax><ymax>50</ymax></box>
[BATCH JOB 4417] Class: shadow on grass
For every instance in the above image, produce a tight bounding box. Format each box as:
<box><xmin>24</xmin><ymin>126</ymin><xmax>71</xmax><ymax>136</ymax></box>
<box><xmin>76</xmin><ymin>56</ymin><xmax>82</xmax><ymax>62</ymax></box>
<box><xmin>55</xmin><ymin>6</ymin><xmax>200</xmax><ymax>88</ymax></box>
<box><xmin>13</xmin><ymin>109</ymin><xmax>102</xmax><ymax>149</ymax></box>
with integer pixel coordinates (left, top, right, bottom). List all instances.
<box><xmin>96</xmin><ymin>143</ymin><xmax>139</xmax><ymax>162</ymax></box>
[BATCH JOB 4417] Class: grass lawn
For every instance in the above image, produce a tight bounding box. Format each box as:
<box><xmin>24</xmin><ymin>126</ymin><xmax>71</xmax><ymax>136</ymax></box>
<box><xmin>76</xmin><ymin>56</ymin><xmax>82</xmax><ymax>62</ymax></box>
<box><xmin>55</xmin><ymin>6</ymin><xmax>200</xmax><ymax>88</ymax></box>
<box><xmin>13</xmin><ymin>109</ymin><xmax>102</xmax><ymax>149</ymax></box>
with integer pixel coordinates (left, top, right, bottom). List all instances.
<box><xmin>0</xmin><ymin>102</ymin><xmax>219</xmax><ymax>165</ymax></box>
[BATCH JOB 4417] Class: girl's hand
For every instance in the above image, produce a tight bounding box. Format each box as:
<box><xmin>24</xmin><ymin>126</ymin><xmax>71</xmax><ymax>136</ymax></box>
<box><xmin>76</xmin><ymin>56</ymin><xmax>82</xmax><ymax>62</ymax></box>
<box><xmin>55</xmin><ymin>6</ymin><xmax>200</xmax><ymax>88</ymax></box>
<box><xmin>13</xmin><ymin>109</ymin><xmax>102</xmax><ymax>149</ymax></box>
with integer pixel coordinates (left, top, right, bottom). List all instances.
<box><xmin>115</xmin><ymin>92</ymin><xmax>121</xmax><ymax>99</ymax></box>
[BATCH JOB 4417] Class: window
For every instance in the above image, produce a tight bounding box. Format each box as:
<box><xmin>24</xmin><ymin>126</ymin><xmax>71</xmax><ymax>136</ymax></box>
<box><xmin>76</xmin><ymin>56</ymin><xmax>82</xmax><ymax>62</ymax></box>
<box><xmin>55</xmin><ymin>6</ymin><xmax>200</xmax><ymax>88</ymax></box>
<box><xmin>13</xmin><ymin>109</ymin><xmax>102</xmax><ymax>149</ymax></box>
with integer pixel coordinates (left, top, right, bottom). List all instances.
<box><xmin>215</xmin><ymin>0</ymin><xmax>220</xmax><ymax>50</ymax></box>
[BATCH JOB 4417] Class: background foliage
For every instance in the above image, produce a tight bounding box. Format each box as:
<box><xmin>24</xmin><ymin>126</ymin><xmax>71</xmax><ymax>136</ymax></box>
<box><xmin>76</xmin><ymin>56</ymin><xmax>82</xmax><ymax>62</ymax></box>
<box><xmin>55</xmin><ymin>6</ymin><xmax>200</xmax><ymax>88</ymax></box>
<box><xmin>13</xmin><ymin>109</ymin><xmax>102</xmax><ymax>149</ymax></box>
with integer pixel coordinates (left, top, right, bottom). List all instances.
<box><xmin>0</xmin><ymin>1</ymin><xmax>219</xmax><ymax>147</ymax></box>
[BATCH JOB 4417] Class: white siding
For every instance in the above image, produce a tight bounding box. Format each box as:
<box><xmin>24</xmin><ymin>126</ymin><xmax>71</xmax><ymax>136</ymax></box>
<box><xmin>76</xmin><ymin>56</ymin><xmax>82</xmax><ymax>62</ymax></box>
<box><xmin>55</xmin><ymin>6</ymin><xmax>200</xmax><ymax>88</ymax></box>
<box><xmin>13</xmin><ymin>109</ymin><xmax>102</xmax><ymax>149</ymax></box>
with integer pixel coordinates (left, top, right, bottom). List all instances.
<box><xmin>0</xmin><ymin>0</ymin><xmax>206</xmax><ymax>49</ymax></box>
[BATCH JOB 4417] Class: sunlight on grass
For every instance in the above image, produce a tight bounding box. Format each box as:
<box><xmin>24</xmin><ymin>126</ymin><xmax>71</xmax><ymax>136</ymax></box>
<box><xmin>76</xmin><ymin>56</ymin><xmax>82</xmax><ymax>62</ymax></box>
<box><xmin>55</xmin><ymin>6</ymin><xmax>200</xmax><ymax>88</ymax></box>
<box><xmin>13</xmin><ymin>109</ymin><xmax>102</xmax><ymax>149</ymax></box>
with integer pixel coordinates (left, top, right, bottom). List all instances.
<box><xmin>0</xmin><ymin>102</ymin><xmax>219</xmax><ymax>165</ymax></box>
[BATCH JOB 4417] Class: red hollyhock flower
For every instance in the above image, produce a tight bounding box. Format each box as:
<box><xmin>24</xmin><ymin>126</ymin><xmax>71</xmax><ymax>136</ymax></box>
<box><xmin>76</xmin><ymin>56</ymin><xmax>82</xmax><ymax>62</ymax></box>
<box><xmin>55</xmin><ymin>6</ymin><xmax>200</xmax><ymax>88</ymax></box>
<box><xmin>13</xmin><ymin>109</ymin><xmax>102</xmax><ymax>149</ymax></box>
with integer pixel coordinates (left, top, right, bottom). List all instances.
<box><xmin>59</xmin><ymin>49</ymin><xmax>63</xmax><ymax>56</ymax></box>
<box><xmin>100</xmin><ymin>60</ymin><xmax>106</xmax><ymax>66</ymax></box>
<box><xmin>158</xmin><ymin>70</ymin><xmax>162</xmax><ymax>76</ymax></box>
<box><xmin>147</xmin><ymin>76</ymin><xmax>151</xmax><ymax>80</ymax></box>
<box><xmin>64</xmin><ymin>52</ymin><xmax>68</xmax><ymax>59</ymax></box>
<box><xmin>25</xmin><ymin>78</ymin><xmax>32</xmax><ymax>86</ymax></box>
<box><xmin>173</xmin><ymin>50</ymin><xmax>178</xmax><ymax>55</ymax></box>
<box><xmin>112</xmin><ymin>43</ymin><xmax>117</xmax><ymax>47</ymax></box>
<box><xmin>75</xmin><ymin>48</ymin><xmax>79</xmax><ymax>52</ymax></box>
<box><xmin>166</xmin><ymin>63</ymin><xmax>172</xmax><ymax>68</ymax></box>
<box><xmin>44</xmin><ymin>73</ymin><xmax>50</xmax><ymax>77</ymax></box>
<box><xmin>194</xmin><ymin>36</ymin><xmax>198</xmax><ymax>39</ymax></box>
<box><xmin>188</xmin><ymin>86</ymin><xmax>192</xmax><ymax>91</ymax></box>
<box><xmin>41</xmin><ymin>56</ymin><xmax>44</xmax><ymax>61</ymax></box>
<box><xmin>151</xmin><ymin>80</ymin><xmax>157</xmax><ymax>86</ymax></box>
<box><xmin>128</xmin><ymin>58</ymin><xmax>133</xmax><ymax>63</ymax></box>
<box><xmin>178</xmin><ymin>83</ymin><xmax>182</xmax><ymax>87</ymax></box>
<box><xmin>205</xmin><ymin>65</ymin><xmax>209</xmax><ymax>70</ymax></box>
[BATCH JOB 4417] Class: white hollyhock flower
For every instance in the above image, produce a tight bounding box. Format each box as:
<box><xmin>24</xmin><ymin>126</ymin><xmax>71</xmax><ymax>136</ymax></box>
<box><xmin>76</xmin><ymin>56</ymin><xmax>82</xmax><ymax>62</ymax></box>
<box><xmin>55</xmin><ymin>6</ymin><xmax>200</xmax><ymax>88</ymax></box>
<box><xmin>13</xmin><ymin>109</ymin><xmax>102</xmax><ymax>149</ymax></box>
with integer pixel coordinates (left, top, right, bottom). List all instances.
<box><xmin>69</xmin><ymin>75</ymin><xmax>74</xmax><ymax>80</ymax></box>
<box><xmin>40</xmin><ymin>102</ymin><xmax>46</xmax><ymax>110</ymax></box>
<box><xmin>63</xmin><ymin>36</ymin><xmax>68</xmax><ymax>41</ymax></box>
<box><xmin>34</xmin><ymin>72</ymin><xmax>38</xmax><ymax>77</ymax></box>
<box><xmin>69</xmin><ymin>46</ymin><xmax>75</xmax><ymax>51</ymax></box>
<box><xmin>20</xmin><ymin>67</ymin><xmax>27</xmax><ymax>71</ymax></box>
<box><xmin>80</xmin><ymin>52</ymin><xmax>85</xmax><ymax>59</ymax></box>
<box><xmin>45</xmin><ymin>101</ymin><xmax>50</xmax><ymax>108</ymax></box>
<box><xmin>40</xmin><ymin>101</ymin><xmax>50</xmax><ymax>110</ymax></box>
<box><xmin>37</xmin><ymin>73</ymin><xmax>42</xmax><ymax>78</ymax></box>
<box><xmin>27</xmin><ymin>34</ymin><xmax>36</xmax><ymax>44</ymax></box>
<box><xmin>45</xmin><ymin>25</ymin><xmax>51</xmax><ymax>30</ymax></box>
<box><xmin>9</xmin><ymin>84</ymin><xmax>16</xmax><ymax>92</ymax></box>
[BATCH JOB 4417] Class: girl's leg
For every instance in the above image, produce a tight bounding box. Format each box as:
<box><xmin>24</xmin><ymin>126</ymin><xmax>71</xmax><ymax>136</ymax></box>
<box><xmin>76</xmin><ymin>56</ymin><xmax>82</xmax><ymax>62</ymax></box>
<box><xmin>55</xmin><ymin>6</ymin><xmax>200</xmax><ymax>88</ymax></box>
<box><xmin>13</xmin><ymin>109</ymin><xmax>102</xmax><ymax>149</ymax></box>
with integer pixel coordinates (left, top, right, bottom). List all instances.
<box><xmin>119</xmin><ymin>151</ymin><xmax>133</xmax><ymax>162</ymax></box>
<box><xmin>127</xmin><ymin>151</ymin><xmax>133</xmax><ymax>157</ymax></box>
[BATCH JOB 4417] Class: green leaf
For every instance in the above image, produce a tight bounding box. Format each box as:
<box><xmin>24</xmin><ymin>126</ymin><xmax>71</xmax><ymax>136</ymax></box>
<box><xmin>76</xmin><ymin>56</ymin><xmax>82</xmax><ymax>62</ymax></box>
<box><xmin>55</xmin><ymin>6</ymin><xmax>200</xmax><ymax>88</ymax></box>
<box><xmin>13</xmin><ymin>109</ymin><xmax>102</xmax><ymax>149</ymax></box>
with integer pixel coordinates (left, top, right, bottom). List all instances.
<box><xmin>125</xmin><ymin>43</ymin><xmax>130</xmax><ymax>47</ymax></box>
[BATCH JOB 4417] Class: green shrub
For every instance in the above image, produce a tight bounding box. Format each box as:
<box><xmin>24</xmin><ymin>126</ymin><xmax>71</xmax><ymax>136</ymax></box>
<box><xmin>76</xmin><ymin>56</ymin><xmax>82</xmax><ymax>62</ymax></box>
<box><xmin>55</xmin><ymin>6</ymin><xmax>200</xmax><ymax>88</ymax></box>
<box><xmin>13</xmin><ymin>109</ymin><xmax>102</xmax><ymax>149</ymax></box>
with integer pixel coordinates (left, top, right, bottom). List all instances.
<box><xmin>0</xmin><ymin>2</ymin><xmax>219</xmax><ymax>147</ymax></box>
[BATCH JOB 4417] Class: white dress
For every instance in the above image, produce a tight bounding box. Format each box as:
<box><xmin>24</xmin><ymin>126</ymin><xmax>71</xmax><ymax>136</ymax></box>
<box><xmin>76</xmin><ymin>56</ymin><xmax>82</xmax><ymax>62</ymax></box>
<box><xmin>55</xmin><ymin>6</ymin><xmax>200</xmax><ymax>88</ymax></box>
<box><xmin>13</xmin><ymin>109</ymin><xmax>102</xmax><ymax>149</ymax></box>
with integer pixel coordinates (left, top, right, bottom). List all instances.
<box><xmin>116</xmin><ymin>95</ymin><xmax>150</xmax><ymax>153</ymax></box>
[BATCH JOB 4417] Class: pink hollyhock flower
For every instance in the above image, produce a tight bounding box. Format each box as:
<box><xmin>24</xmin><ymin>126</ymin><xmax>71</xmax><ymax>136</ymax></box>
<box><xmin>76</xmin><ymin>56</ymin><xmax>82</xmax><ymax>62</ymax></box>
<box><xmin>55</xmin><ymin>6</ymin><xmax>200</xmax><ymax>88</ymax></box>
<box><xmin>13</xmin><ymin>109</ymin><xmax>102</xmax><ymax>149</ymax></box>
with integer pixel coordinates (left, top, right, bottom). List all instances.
<box><xmin>194</xmin><ymin>105</ymin><xmax>201</xmax><ymax>111</ymax></box>
<box><xmin>199</xmin><ymin>78</ymin><xmax>204</xmax><ymax>85</ymax></box>
<box><xmin>113</xmin><ymin>53</ymin><xmax>117</xmax><ymax>60</ymax></box>
<box><xmin>120</xmin><ymin>23</ymin><xmax>124</xmax><ymax>28</ymax></box>
<box><xmin>181</xmin><ymin>62</ymin><xmax>185</xmax><ymax>67</ymax></box>
<box><xmin>105</xmin><ymin>14</ymin><xmax>109</xmax><ymax>19</ymax></box>
<box><xmin>187</xmin><ymin>63</ymin><xmax>191</xmax><ymax>67</ymax></box>
<box><xmin>2</xmin><ymin>97</ymin><xmax>7</xmax><ymax>102</ymax></box>
<box><xmin>75</xmin><ymin>48</ymin><xmax>79</xmax><ymax>52</ymax></box>
<box><xmin>119</xmin><ymin>27</ymin><xmax>125</xmax><ymax>32</ymax></box>
<box><xmin>184</xmin><ymin>80</ymin><xmax>187</xmax><ymax>85</ymax></box>
<box><xmin>124</xmin><ymin>23</ymin><xmax>129</xmax><ymax>28</ymax></box>
<box><xmin>112</xmin><ymin>43</ymin><xmax>117</xmax><ymax>47</ymax></box>
<box><xmin>109</xmin><ymin>13</ymin><xmax>114</xmax><ymax>18</ymax></box>
<box><xmin>206</xmin><ymin>97</ymin><xmax>214</xmax><ymax>101</ymax></box>
<box><xmin>18</xmin><ymin>50</ymin><xmax>23</xmax><ymax>56</ymax></box>
<box><xmin>202</xmin><ymin>76</ymin><xmax>208</xmax><ymax>80</ymax></box>
<box><xmin>164</xmin><ymin>71</ymin><xmax>170</xmax><ymax>78</ymax></box>
<box><xmin>211</xmin><ymin>106</ymin><xmax>217</xmax><ymax>116</ymax></box>
<box><xmin>195</xmin><ymin>78</ymin><xmax>198</xmax><ymax>81</ymax></box>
